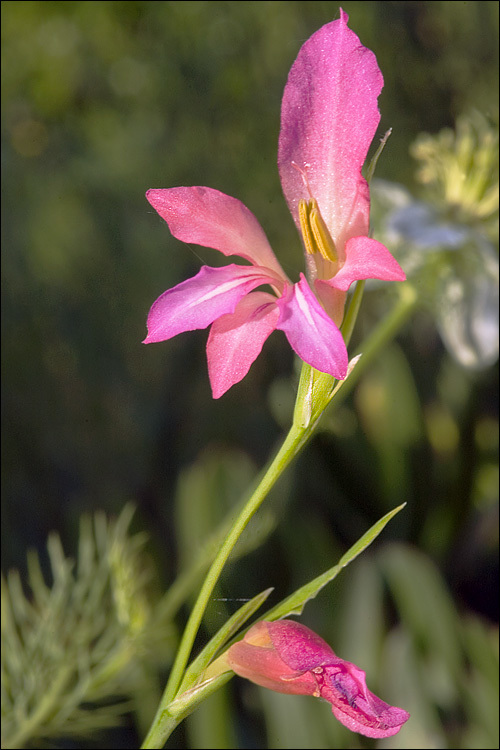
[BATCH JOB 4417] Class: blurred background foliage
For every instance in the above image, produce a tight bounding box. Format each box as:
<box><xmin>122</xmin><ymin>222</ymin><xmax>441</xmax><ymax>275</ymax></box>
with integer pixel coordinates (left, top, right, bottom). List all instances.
<box><xmin>1</xmin><ymin>1</ymin><xmax>498</xmax><ymax>748</ymax></box>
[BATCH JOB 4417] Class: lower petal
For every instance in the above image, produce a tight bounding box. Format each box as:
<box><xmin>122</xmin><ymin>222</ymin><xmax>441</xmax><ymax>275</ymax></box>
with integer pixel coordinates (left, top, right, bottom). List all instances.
<box><xmin>276</xmin><ymin>275</ymin><xmax>348</xmax><ymax>380</ymax></box>
<box><xmin>330</xmin><ymin>698</ymin><xmax>410</xmax><ymax>739</ymax></box>
<box><xmin>322</xmin><ymin>662</ymin><xmax>410</xmax><ymax>739</ymax></box>
<box><xmin>329</xmin><ymin>236</ymin><xmax>406</xmax><ymax>292</ymax></box>
<box><xmin>207</xmin><ymin>292</ymin><xmax>280</xmax><ymax>398</ymax></box>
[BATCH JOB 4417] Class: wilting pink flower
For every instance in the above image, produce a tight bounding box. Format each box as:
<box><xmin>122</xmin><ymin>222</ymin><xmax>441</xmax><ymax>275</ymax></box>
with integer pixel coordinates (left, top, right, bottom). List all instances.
<box><xmin>144</xmin><ymin>9</ymin><xmax>405</xmax><ymax>398</ymax></box>
<box><xmin>225</xmin><ymin>620</ymin><xmax>410</xmax><ymax>739</ymax></box>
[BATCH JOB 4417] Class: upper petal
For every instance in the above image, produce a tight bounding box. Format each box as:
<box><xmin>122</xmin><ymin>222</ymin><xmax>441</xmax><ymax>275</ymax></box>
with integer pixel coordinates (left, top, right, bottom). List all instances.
<box><xmin>146</xmin><ymin>186</ymin><xmax>287</xmax><ymax>279</ymax></box>
<box><xmin>276</xmin><ymin>275</ymin><xmax>348</xmax><ymax>380</ymax></box>
<box><xmin>266</xmin><ymin>620</ymin><xmax>337</xmax><ymax>671</ymax></box>
<box><xmin>143</xmin><ymin>264</ymin><xmax>279</xmax><ymax>343</ymax></box>
<box><xmin>278</xmin><ymin>9</ymin><xmax>383</xmax><ymax>254</ymax></box>
<box><xmin>207</xmin><ymin>292</ymin><xmax>280</xmax><ymax>399</ymax></box>
<box><xmin>322</xmin><ymin>236</ymin><xmax>406</xmax><ymax>292</ymax></box>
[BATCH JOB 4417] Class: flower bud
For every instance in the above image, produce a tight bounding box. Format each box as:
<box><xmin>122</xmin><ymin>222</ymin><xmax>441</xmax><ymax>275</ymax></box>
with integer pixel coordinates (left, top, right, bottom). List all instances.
<box><xmin>226</xmin><ymin>620</ymin><xmax>410</xmax><ymax>739</ymax></box>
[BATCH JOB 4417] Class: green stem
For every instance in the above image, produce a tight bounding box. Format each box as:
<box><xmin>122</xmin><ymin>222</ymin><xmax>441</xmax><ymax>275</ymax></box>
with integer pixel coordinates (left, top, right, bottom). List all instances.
<box><xmin>341</xmin><ymin>279</ymin><xmax>365</xmax><ymax>348</ymax></box>
<box><xmin>327</xmin><ymin>283</ymin><xmax>418</xmax><ymax>412</ymax></box>
<box><xmin>141</xmin><ymin>425</ymin><xmax>310</xmax><ymax>749</ymax></box>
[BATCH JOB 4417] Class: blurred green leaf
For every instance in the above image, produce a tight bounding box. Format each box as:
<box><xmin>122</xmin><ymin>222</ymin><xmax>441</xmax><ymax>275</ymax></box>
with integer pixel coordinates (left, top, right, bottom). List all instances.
<box><xmin>379</xmin><ymin>544</ymin><xmax>463</xmax><ymax>692</ymax></box>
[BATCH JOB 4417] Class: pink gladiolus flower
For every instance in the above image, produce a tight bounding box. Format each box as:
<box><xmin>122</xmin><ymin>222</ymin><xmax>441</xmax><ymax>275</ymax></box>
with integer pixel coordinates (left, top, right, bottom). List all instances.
<box><xmin>226</xmin><ymin>620</ymin><xmax>410</xmax><ymax>739</ymax></box>
<box><xmin>144</xmin><ymin>9</ymin><xmax>405</xmax><ymax>398</ymax></box>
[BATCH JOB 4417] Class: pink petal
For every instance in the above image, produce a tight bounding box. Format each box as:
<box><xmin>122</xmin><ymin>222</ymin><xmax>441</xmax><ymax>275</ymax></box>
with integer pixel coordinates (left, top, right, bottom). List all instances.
<box><xmin>323</xmin><ymin>236</ymin><xmax>406</xmax><ymax>292</ymax></box>
<box><xmin>266</xmin><ymin>620</ymin><xmax>336</xmax><ymax>671</ymax></box>
<box><xmin>313</xmin><ymin>283</ymin><xmax>347</xmax><ymax>329</ymax></box>
<box><xmin>226</xmin><ymin>621</ymin><xmax>318</xmax><ymax>696</ymax></box>
<box><xmin>206</xmin><ymin>292</ymin><xmax>280</xmax><ymax>399</ymax></box>
<box><xmin>267</xmin><ymin>622</ymin><xmax>409</xmax><ymax>739</ymax></box>
<box><xmin>276</xmin><ymin>275</ymin><xmax>348</xmax><ymax>380</ymax></box>
<box><xmin>146</xmin><ymin>186</ymin><xmax>287</xmax><ymax>280</ymax></box>
<box><xmin>278</xmin><ymin>9</ymin><xmax>383</xmax><ymax>258</ymax></box>
<box><xmin>143</xmin><ymin>264</ymin><xmax>278</xmax><ymax>343</ymax></box>
<box><xmin>321</xmin><ymin>662</ymin><xmax>410</xmax><ymax>739</ymax></box>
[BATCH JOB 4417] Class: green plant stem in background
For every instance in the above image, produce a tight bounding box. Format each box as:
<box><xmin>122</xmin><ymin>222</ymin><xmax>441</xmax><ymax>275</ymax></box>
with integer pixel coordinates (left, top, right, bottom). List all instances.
<box><xmin>333</xmin><ymin>283</ymin><xmax>418</xmax><ymax>411</ymax></box>
<box><xmin>141</xmin><ymin>282</ymin><xmax>419</xmax><ymax>749</ymax></box>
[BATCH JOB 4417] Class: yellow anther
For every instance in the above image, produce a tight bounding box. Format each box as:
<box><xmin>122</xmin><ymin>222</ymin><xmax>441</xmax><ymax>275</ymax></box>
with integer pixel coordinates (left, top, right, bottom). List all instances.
<box><xmin>298</xmin><ymin>199</ymin><xmax>316</xmax><ymax>255</ymax></box>
<box><xmin>309</xmin><ymin>200</ymin><xmax>338</xmax><ymax>263</ymax></box>
<box><xmin>298</xmin><ymin>198</ymin><xmax>337</xmax><ymax>263</ymax></box>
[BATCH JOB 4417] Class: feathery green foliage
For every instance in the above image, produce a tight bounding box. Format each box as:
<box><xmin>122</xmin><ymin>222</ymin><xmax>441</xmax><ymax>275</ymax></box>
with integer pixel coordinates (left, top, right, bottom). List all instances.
<box><xmin>1</xmin><ymin>505</ymin><xmax>173</xmax><ymax>748</ymax></box>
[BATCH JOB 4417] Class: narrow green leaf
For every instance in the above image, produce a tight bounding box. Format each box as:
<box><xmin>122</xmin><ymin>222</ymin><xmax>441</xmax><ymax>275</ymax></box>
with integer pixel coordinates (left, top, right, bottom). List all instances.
<box><xmin>366</xmin><ymin>128</ymin><xmax>392</xmax><ymax>183</ymax></box>
<box><xmin>177</xmin><ymin>587</ymin><xmax>273</xmax><ymax>694</ymax></box>
<box><xmin>168</xmin><ymin>672</ymin><xmax>233</xmax><ymax>720</ymax></box>
<box><xmin>261</xmin><ymin>504</ymin><xmax>406</xmax><ymax>622</ymax></box>
<box><xmin>337</xmin><ymin>503</ymin><xmax>406</xmax><ymax>567</ymax></box>
<box><xmin>340</xmin><ymin>279</ymin><xmax>365</xmax><ymax>348</ymax></box>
